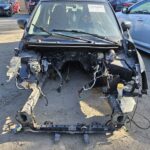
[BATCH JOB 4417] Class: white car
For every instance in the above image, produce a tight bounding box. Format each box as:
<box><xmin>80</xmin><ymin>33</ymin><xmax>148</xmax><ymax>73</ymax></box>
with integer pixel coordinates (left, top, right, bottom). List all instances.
<box><xmin>116</xmin><ymin>0</ymin><xmax>150</xmax><ymax>53</ymax></box>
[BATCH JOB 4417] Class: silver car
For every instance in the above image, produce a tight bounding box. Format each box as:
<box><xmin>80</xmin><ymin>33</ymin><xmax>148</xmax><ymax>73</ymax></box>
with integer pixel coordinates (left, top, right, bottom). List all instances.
<box><xmin>116</xmin><ymin>0</ymin><xmax>150</xmax><ymax>53</ymax></box>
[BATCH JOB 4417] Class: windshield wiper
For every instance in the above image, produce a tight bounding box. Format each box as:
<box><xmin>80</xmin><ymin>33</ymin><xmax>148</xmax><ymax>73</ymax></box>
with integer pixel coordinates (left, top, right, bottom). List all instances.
<box><xmin>31</xmin><ymin>24</ymin><xmax>94</xmax><ymax>43</ymax></box>
<box><xmin>52</xmin><ymin>29</ymin><xmax>120</xmax><ymax>46</ymax></box>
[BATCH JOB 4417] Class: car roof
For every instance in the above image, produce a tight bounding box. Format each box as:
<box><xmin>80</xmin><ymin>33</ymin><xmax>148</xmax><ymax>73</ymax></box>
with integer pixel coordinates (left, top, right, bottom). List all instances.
<box><xmin>40</xmin><ymin>0</ymin><xmax>107</xmax><ymax>3</ymax></box>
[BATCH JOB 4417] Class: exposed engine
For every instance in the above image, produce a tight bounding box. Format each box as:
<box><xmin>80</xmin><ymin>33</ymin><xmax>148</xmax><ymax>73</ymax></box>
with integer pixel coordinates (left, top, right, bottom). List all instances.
<box><xmin>16</xmin><ymin>49</ymin><xmax>136</xmax><ymax>95</ymax></box>
<box><xmin>6</xmin><ymin>48</ymin><xmax>148</xmax><ymax>137</ymax></box>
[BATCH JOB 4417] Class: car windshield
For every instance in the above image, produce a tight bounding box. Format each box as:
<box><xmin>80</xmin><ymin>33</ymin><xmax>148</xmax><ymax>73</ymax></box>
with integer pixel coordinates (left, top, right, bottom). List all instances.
<box><xmin>28</xmin><ymin>1</ymin><xmax>122</xmax><ymax>41</ymax></box>
<box><xmin>0</xmin><ymin>0</ymin><xmax>9</xmax><ymax>4</ymax></box>
<box><xmin>130</xmin><ymin>0</ymin><xmax>150</xmax><ymax>14</ymax></box>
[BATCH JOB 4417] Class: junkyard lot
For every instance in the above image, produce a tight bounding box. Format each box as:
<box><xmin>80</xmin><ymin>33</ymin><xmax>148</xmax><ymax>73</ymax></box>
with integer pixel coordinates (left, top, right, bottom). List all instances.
<box><xmin>0</xmin><ymin>15</ymin><xmax>150</xmax><ymax>150</ymax></box>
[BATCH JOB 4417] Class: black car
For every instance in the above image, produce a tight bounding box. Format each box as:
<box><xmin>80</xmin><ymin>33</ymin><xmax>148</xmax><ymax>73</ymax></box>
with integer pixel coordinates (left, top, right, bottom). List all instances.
<box><xmin>7</xmin><ymin>0</ymin><xmax>148</xmax><ymax>138</ymax></box>
<box><xmin>0</xmin><ymin>0</ymin><xmax>13</xmax><ymax>16</ymax></box>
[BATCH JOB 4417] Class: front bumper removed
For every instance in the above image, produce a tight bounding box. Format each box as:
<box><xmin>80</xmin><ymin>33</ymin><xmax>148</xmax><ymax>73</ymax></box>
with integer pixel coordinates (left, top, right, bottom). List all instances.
<box><xmin>13</xmin><ymin>73</ymin><xmax>126</xmax><ymax>140</ymax></box>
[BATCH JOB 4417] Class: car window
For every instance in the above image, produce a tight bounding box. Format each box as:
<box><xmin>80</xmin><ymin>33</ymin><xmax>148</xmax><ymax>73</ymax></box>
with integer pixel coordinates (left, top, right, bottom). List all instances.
<box><xmin>28</xmin><ymin>1</ymin><xmax>122</xmax><ymax>40</ymax></box>
<box><xmin>0</xmin><ymin>0</ymin><xmax>9</xmax><ymax>4</ymax></box>
<box><xmin>123</xmin><ymin>0</ymin><xmax>137</xmax><ymax>3</ymax></box>
<box><xmin>130</xmin><ymin>0</ymin><xmax>150</xmax><ymax>14</ymax></box>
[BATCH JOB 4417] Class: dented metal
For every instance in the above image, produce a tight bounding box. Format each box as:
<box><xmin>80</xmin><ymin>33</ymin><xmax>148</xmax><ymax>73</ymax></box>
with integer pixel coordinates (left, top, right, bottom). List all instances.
<box><xmin>7</xmin><ymin>57</ymin><xmax>21</xmax><ymax>81</ymax></box>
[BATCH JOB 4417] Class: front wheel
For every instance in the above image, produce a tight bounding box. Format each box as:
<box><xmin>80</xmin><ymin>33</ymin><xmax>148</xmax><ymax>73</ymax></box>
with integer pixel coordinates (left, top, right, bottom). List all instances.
<box><xmin>6</xmin><ymin>9</ymin><xmax>13</xmax><ymax>17</ymax></box>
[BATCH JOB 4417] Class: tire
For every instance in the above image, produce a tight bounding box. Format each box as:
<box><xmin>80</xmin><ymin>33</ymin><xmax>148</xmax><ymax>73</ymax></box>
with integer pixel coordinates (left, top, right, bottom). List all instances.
<box><xmin>6</xmin><ymin>9</ymin><xmax>13</xmax><ymax>17</ymax></box>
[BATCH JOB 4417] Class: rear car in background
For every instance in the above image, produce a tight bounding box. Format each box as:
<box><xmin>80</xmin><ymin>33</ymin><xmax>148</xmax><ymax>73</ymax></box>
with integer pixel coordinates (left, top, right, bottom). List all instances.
<box><xmin>0</xmin><ymin>0</ymin><xmax>20</xmax><ymax>16</ymax></box>
<box><xmin>109</xmin><ymin>0</ymin><xmax>140</xmax><ymax>11</ymax></box>
<box><xmin>116</xmin><ymin>0</ymin><xmax>150</xmax><ymax>53</ymax></box>
<box><xmin>0</xmin><ymin>0</ymin><xmax>13</xmax><ymax>16</ymax></box>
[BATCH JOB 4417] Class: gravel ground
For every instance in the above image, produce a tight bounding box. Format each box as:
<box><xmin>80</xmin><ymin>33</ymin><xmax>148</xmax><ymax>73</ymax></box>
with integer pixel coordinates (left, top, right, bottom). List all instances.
<box><xmin>0</xmin><ymin>14</ymin><xmax>150</xmax><ymax>150</ymax></box>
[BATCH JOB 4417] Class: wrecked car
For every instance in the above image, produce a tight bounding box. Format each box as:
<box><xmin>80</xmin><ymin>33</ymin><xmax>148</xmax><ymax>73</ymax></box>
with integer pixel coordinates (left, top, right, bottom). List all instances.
<box><xmin>7</xmin><ymin>0</ymin><xmax>148</xmax><ymax>141</ymax></box>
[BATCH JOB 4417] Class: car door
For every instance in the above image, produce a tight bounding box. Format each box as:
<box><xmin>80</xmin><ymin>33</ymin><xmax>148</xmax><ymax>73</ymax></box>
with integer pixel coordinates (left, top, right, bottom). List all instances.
<box><xmin>127</xmin><ymin>0</ymin><xmax>150</xmax><ymax>50</ymax></box>
<box><xmin>116</xmin><ymin>0</ymin><xmax>150</xmax><ymax>53</ymax></box>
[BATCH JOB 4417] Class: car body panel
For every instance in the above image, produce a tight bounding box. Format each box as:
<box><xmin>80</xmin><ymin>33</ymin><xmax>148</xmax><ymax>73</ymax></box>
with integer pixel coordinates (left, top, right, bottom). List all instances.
<box><xmin>116</xmin><ymin>0</ymin><xmax>150</xmax><ymax>53</ymax></box>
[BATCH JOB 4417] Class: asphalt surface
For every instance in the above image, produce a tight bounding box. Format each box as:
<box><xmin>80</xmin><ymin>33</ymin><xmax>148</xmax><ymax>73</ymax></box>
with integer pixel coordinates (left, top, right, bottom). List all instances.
<box><xmin>0</xmin><ymin>14</ymin><xmax>150</xmax><ymax>150</ymax></box>
<box><xmin>0</xmin><ymin>15</ymin><xmax>28</xmax><ymax>32</ymax></box>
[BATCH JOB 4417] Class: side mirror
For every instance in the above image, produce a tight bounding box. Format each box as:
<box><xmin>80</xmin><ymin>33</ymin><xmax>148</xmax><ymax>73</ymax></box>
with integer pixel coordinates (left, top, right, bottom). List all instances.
<box><xmin>17</xmin><ymin>19</ymin><xmax>27</xmax><ymax>30</ymax></box>
<box><xmin>121</xmin><ymin>21</ymin><xmax>132</xmax><ymax>31</ymax></box>
<box><xmin>122</xmin><ymin>7</ymin><xmax>129</xmax><ymax>14</ymax></box>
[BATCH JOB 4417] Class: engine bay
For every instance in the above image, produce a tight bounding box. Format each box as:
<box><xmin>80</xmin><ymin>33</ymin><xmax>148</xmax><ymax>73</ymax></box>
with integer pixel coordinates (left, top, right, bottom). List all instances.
<box><xmin>16</xmin><ymin>49</ymin><xmax>136</xmax><ymax>95</ymax></box>
<box><xmin>6</xmin><ymin>46</ymin><xmax>148</xmax><ymax>141</ymax></box>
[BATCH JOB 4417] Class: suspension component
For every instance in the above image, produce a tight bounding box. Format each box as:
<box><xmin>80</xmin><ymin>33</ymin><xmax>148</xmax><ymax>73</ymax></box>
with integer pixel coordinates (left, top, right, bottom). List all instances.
<box><xmin>16</xmin><ymin>73</ymin><xmax>48</xmax><ymax>126</ymax></box>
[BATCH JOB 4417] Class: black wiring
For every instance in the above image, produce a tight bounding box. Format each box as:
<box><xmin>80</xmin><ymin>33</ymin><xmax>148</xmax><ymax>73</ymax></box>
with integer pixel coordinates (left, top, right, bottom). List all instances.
<box><xmin>127</xmin><ymin>97</ymin><xmax>150</xmax><ymax>130</ymax></box>
<box><xmin>15</xmin><ymin>77</ymin><xmax>25</xmax><ymax>90</ymax></box>
<box><xmin>129</xmin><ymin>96</ymin><xmax>138</xmax><ymax>128</ymax></box>
<box><xmin>52</xmin><ymin>65</ymin><xmax>63</xmax><ymax>92</ymax></box>
<box><xmin>37</xmin><ymin>86</ymin><xmax>48</xmax><ymax>106</ymax></box>
<box><xmin>130</xmin><ymin>114</ymin><xmax>150</xmax><ymax>130</ymax></box>
<box><xmin>78</xmin><ymin>62</ymin><xmax>106</xmax><ymax>96</ymax></box>
<box><xmin>116</xmin><ymin>58</ymin><xmax>135</xmax><ymax>73</ymax></box>
<box><xmin>105</xmin><ymin>97</ymin><xmax>150</xmax><ymax>130</ymax></box>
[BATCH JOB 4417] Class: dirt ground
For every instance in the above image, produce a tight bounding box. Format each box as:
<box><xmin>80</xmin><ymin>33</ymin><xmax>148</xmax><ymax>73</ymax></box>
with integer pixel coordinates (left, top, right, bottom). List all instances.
<box><xmin>0</xmin><ymin>15</ymin><xmax>150</xmax><ymax>150</ymax></box>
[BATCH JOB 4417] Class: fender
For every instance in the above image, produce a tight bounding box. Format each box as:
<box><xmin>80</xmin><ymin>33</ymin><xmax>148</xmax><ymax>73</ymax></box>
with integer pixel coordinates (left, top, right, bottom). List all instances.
<box><xmin>136</xmin><ymin>50</ymin><xmax>148</xmax><ymax>94</ymax></box>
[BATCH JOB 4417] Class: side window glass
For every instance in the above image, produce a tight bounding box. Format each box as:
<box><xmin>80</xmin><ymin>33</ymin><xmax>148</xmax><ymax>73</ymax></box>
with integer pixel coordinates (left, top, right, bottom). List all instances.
<box><xmin>130</xmin><ymin>1</ymin><xmax>150</xmax><ymax>14</ymax></box>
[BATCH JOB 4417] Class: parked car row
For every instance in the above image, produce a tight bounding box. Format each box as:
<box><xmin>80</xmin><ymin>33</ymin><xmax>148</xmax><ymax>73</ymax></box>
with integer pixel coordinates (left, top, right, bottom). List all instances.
<box><xmin>116</xmin><ymin>0</ymin><xmax>150</xmax><ymax>53</ymax></box>
<box><xmin>0</xmin><ymin>0</ymin><xmax>20</xmax><ymax>17</ymax></box>
<box><xmin>109</xmin><ymin>0</ymin><xmax>141</xmax><ymax>11</ymax></box>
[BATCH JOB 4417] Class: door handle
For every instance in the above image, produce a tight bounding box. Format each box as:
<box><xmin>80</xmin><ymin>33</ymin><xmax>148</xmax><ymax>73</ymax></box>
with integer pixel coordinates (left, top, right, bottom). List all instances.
<box><xmin>137</xmin><ymin>19</ymin><xmax>143</xmax><ymax>22</ymax></box>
